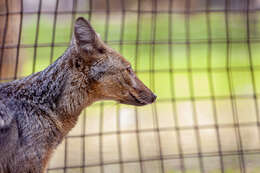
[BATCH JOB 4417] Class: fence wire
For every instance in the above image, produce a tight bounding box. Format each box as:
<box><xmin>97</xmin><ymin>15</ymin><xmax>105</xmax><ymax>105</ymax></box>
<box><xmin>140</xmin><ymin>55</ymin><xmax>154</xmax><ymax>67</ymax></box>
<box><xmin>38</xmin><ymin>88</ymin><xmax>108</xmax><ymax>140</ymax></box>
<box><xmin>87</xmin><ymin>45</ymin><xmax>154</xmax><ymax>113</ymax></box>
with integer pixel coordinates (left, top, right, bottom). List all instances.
<box><xmin>1</xmin><ymin>0</ymin><xmax>260</xmax><ymax>173</ymax></box>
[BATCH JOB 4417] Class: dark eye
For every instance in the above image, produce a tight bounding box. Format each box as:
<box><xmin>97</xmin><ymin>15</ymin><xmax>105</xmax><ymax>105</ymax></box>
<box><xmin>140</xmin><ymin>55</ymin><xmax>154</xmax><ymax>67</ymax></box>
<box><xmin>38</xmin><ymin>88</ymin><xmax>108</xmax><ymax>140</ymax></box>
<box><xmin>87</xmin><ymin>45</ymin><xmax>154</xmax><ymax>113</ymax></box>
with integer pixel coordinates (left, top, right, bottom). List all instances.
<box><xmin>98</xmin><ymin>48</ymin><xmax>105</xmax><ymax>54</ymax></box>
<box><xmin>126</xmin><ymin>66</ymin><xmax>134</xmax><ymax>74</ymax></box>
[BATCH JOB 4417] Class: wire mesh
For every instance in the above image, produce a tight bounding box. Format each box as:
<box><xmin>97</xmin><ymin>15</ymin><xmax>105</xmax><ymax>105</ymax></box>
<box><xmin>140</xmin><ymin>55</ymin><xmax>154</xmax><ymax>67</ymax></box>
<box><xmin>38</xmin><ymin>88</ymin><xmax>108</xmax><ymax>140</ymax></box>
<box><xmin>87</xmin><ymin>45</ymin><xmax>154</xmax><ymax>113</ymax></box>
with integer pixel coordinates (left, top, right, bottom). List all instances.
<box><xmin>1</xmin><ymin>0</ymin><xmax>260</xmax><ymax>173</ymax></box>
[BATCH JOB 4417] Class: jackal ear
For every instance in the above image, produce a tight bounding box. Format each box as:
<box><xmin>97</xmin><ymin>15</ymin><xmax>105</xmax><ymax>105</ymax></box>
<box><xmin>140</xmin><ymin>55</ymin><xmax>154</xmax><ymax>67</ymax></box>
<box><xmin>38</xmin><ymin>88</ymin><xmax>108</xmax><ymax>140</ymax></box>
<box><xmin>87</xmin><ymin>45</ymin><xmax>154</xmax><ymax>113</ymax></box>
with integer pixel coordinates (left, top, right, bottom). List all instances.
<box><xmin>74</xmin><ymin>17</ymin><xmax>96</xmax><ymax>52</ymax></box>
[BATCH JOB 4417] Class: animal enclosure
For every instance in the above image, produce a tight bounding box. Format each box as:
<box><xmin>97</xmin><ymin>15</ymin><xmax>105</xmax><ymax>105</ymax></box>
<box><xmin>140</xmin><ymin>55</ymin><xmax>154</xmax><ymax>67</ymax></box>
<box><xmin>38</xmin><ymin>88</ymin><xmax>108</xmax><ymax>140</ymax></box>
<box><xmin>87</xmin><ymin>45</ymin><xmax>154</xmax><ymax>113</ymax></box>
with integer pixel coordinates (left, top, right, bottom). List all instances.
<box><xmin>1</xmin><ymin>0</ymin><xmax>260</xmax><ymax>173</ymax></box>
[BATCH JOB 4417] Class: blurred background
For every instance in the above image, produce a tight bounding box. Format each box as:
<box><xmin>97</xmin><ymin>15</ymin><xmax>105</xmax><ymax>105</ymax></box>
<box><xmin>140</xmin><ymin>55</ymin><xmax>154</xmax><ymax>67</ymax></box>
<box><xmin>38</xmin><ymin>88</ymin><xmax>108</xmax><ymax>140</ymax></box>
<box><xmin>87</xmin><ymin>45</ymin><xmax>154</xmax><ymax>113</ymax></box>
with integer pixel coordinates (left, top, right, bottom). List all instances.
<box><xmin>1</xmin><ymin>0</ymin><xmax>260</xmax><ymax>172</ymax></box>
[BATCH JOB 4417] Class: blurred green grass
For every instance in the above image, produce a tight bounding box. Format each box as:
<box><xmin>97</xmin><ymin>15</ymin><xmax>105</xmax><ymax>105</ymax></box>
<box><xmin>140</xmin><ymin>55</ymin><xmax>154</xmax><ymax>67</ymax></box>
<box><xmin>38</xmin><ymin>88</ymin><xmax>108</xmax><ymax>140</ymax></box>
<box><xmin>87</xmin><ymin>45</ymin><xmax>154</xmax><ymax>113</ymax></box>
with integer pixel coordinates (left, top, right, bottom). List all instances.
<box><xmin>21</xmin><ymin>13</ymin><xmax>260</xmax><ymax>101</ymax></box>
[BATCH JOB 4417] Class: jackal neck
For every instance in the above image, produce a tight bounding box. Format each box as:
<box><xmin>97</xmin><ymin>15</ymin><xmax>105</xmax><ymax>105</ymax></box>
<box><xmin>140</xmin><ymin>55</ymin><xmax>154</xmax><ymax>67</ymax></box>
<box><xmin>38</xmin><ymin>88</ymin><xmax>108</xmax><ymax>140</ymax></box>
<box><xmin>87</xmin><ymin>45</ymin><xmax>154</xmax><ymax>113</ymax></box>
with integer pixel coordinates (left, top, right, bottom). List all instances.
<box><xmin>0</xmin><ymin>46</ymin><xmax>91</xmax><ymax>133</ymax></box>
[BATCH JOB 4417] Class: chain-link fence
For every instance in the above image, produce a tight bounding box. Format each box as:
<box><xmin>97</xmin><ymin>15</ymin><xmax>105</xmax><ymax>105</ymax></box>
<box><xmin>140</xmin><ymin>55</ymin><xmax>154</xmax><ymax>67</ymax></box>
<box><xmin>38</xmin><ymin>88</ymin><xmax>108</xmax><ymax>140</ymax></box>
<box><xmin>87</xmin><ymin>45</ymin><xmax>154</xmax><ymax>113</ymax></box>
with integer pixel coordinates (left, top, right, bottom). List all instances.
<box><xmin>1</xmin><ymin>0</ymin><xmax>260</xmax><ymax>173</ymax></box>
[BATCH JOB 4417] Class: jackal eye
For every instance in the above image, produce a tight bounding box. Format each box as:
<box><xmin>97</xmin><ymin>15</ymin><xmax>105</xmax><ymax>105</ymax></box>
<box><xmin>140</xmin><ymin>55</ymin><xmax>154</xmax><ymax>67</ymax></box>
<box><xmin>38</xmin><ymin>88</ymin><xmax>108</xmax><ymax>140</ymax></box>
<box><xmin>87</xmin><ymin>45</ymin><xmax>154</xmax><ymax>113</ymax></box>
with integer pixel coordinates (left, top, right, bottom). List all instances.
<box><xmin>126</xmin><ymin>66</ymin><xmax>134</xmax><ymax>75</ymax></box>
<box><xmin>98</xmin><ymin>48</ymin><xmax>105</xmax><ymax>54</ymax></box>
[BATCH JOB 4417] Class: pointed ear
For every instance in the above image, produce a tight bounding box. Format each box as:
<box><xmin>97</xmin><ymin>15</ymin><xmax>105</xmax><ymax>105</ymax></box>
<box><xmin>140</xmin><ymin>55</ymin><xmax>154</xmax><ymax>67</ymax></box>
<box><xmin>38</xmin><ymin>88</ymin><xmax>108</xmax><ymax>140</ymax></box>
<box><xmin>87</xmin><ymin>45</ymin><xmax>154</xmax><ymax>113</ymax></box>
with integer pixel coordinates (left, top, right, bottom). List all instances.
<box><xmin>74</xmin><ymin>17</ymin><xmax>96</xmax><ymax>52</ymax></box>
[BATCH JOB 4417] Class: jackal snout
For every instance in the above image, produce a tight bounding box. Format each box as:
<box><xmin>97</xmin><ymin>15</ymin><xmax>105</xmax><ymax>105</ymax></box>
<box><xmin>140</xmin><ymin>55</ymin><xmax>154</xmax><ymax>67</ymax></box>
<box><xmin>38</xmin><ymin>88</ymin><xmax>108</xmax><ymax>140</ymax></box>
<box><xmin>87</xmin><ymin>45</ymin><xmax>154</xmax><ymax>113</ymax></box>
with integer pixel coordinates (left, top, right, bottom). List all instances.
<box><xmin>119</xmin><ymin>71</ymin><xmax>157</xmax><ymax>106</ymax></box>
<box><xmin>73</xmin><ymin>17</ymin><xmax>156</xmax><ymax>106</ymax></box>
<box><xmin>125</xmin><ymin>84</ymin><xmax>157</xmax><ymax>106</ymax></box>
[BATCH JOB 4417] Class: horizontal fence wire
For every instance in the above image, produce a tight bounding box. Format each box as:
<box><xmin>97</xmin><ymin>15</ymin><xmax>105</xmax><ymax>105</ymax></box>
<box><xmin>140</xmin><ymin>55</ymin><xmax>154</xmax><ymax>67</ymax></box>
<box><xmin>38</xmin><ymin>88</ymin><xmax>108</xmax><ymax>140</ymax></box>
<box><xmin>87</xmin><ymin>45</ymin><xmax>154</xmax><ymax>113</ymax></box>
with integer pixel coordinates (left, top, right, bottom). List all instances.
<box><xmin>1</xmin><ymin>0</ymin><xmax>260</xmax><ymax>173</ymax></box>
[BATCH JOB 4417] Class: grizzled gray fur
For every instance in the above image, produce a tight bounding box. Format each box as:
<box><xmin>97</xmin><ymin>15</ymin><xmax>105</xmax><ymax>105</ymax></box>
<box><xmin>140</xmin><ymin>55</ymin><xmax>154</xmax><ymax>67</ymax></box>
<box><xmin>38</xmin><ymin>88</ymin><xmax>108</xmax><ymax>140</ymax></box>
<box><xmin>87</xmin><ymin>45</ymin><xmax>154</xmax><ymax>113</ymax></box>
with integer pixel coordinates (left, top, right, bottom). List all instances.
<box><xmin>0</xmin><ymin>17</ymin><xmax>156</xmax><ymax>173</ymax></box>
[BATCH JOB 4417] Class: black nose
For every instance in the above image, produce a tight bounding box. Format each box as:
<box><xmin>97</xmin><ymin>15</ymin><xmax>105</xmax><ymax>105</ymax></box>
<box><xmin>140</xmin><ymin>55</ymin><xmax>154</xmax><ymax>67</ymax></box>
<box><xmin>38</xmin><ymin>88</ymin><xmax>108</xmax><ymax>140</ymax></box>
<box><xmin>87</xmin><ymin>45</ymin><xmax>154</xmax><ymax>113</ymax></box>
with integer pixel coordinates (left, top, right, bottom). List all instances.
<box><xmin>150</xmin><ymin>93</ymin><xmax>157</xmax><ymax>103</ymax></box>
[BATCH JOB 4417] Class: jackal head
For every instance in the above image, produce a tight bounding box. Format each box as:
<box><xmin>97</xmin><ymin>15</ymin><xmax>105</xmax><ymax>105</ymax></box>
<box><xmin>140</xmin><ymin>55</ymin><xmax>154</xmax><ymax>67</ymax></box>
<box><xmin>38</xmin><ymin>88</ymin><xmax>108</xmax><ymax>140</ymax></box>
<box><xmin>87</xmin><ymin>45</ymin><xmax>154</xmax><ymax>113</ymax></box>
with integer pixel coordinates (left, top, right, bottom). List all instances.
<box><xmin>71</xmin><ymin>17</ymin><xmax>156</xmax><ymax>106</ymax></box>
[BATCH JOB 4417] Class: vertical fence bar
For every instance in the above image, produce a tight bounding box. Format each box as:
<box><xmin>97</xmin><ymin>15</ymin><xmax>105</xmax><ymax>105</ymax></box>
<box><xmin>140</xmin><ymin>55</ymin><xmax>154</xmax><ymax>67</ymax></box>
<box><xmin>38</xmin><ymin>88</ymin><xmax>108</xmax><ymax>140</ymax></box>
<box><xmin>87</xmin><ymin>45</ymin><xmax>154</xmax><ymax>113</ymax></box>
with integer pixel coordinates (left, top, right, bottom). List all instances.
<box><xmin>83</xmin><ymin>1</ymin><xmax>93</xmax><ymax>172</ymax></box>
<box><xmin>168</xmin><ymin>0</ymin><xmax>186</xmax><ymax>172</ymax></box>
<box><xmin>100</xmin><ymin>1</ymin><xmax>111</xmax><ymax>173</ymax></box>
<box><xmin>185</xmin><ymin>0</ymin><xmax>205</xmax><ymax>172</ymax></box>
<box><xmin>224</xmin><ymin>0</ymin><xmax>245</xmax><ymax>172</ymax></box>
<box><xmin>117</xmin><ymin>0</ymin><xmax>126</xmax><ymax>172</ymax></box>
<box><xmin>150</xmin><ymin>0</ymin><xmax>164</xmax><ymax>172</ymax></box>
<box><xmin>81</xmin><ymin>109</ymin><xmax>86</xmax><ymax>173</ymax></box>
<box><xmin>205</xmin><ymin>0</ymin><xmax>225</xmax><ymax>172</ymax></box>
<box><xmin>14</xmin><ymin>0</ymin><xmax>23</xmax><ymax>80</ymax></box>
<box><xmin>64</xmin><ymin>1</ymin><xmax>78</xmax><ymax>172</ymax></box>
<box><xmin>32</xmin><ymin>0</ymin><xmax>42</xmax><ymax>74</ymax></box>
<box><xmin>82</xmin><ymin>1</ymin><xmax>93</xmax><ymax>173</ymax></box>
<box><xmin>69</xmin><ymin>0</ymin><xmax>78</xmax><ymax>41</ymax></box>
<box><xmin>0</xmin><ymin>0</ymin><xmax>9</xmax><ymax>79</ymax></box>
<box><xmin>88</xmin><ymin>0</ymin><xmax>92</xmax><ymax>21</ymax></box>
<box><xmin>134</xmin><ymin>0</ymin><xmax>145</xmax><ymax>172</ymax></box>
<box><xmin>104</xmin><ymin>0</ymin><xmax>110</xmax><ymax>43</ymax></box>
<box><xmin>49</xmin><ymin>0</ymin><xmax>59</xmax><ymax>64</ymax></box>
<box><xmin>99</xmin><ymin>102</ymin><xmax>104</xmax><ymax>173</ymax></box>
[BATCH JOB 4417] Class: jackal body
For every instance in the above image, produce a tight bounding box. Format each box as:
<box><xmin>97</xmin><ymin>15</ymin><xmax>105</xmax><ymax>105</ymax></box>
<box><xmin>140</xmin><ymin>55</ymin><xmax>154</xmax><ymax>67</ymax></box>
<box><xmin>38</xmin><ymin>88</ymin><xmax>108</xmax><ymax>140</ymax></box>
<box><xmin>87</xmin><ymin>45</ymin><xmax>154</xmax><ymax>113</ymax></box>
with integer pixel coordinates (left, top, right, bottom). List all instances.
<box><xmin>0</xmin><ymin>18</ymin><xmax>156</xmax><ymax>173</ymax></box>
